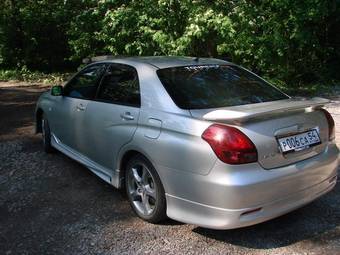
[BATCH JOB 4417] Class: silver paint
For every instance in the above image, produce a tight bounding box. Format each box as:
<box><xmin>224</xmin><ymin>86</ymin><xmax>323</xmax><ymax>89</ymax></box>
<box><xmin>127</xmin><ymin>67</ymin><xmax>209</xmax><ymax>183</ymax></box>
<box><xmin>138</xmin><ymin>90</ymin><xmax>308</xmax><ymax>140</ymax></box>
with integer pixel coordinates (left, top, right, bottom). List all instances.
<box><xmin>35</xmin><ymin>56</ymin><xmax>339</xmax><ymax>229</ymax></box>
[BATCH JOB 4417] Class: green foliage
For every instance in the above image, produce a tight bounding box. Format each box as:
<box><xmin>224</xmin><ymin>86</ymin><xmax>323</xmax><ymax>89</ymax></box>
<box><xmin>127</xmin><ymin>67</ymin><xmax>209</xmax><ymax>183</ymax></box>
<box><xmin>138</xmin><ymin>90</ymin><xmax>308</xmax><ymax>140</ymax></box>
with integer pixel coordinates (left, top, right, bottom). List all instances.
<box><xmin>0</xmin><ymin>0</ymin><xmax>339</xmax><ymax>88</ymax></box>
<box><xmin>0</xmin><ymin>0</ymin><xmax>84</xmax><ymax>71</ymax></box>
<box><xmin>0</xmin><ymin>67</ymin><xmax>69</xmax><ymax>84</ymax></box>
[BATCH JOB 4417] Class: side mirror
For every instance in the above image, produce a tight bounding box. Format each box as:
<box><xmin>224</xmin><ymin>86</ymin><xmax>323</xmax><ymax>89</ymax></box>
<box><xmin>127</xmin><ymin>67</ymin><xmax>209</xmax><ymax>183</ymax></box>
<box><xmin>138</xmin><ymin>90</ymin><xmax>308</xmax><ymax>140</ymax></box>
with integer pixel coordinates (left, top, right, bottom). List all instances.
<box><xmin>51</xmin><ymin>85</ymin><xmax>63</xmax><ymax>96</ymax></box>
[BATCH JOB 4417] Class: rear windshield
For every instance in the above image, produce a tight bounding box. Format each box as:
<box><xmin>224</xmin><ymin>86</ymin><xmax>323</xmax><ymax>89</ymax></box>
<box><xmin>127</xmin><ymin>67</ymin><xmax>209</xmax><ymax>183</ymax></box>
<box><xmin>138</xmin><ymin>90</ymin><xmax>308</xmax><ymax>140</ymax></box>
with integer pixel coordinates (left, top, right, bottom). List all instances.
<box><xmin>156</xmin><ymin>65</ymin><xmax>289</xmax><ymax>109</ymax></box>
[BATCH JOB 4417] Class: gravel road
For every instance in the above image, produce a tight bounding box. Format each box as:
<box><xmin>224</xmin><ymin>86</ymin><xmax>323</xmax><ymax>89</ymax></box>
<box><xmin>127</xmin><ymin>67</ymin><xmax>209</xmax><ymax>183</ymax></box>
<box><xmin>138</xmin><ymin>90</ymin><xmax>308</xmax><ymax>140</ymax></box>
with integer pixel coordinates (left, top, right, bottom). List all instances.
<box><xmin>0</xmin><ymin>84</ymin><xmax>339</xmax><ymax>255</ymax></box>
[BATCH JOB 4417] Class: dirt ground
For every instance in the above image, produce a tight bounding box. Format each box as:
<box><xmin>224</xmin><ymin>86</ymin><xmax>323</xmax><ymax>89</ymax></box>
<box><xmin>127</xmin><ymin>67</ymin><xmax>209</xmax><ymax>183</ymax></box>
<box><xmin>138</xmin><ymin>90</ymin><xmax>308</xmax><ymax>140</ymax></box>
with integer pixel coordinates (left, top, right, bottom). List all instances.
<box><xmin>0</xmin><ymin>83</ymin><xmax>339</xmax><ymax>255</ymax></box>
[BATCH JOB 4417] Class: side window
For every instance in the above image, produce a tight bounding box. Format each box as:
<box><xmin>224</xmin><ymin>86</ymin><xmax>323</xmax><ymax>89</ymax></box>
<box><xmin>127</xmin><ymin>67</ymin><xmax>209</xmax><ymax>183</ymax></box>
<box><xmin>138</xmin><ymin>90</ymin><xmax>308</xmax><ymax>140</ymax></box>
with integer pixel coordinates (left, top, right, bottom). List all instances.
<box><xmin>64</xmin><ymin>64</ymin><xmax>106</xmax><ymax>99</ymax></box>
<box><xmin>96</xmin><ymin>64</ymin><xmax>140</xmax><ymax>107</ymax></box>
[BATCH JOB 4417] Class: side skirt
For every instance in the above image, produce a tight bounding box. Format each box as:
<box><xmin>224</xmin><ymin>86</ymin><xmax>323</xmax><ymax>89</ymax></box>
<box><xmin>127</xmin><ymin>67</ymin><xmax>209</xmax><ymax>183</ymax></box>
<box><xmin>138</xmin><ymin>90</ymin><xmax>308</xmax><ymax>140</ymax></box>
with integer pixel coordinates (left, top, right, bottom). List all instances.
<box><xmin>51</xmin><ymin>133</ymin><xmax>120</xmax><ymax>187</ymax></box>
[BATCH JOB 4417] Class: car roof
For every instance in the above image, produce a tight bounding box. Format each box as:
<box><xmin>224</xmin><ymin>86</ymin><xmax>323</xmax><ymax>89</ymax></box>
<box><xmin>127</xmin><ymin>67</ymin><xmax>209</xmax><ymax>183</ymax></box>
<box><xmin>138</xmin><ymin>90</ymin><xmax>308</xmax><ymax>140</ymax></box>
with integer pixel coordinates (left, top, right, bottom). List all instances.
<box><xmin>91</xmin><ymin>56</ymin><xmax>230</xmax><ymax>69</ymax></box>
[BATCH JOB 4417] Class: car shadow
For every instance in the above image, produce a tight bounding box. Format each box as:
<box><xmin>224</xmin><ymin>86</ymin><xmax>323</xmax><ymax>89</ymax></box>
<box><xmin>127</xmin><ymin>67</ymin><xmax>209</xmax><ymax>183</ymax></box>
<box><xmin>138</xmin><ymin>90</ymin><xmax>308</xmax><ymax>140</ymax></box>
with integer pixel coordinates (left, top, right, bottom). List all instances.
<box><xmin>193</xmin><ymin>183</ymin><xmax>340</xmax><ymax>249</ymax></box>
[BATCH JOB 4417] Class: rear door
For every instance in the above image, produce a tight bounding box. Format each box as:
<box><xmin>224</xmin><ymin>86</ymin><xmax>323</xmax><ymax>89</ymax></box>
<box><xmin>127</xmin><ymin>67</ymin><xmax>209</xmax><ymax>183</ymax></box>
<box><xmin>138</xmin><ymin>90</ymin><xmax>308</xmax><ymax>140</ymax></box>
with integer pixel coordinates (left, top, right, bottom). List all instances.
<box><xmin>79</xmin><ymin>63</ymin><xmax>141</xmax><ymax>171</ymax></box>
<box><xmin>49</xmin><ymin>63</ymin><xmax>106</xmax><ymax>150</ymax></box>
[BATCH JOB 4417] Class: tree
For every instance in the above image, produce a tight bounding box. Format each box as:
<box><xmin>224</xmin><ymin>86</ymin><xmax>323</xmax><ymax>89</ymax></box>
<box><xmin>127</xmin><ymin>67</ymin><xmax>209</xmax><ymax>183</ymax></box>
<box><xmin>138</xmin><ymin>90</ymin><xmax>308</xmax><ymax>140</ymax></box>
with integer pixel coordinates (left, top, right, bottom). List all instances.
<box><xmin>0</xmin><ymin>0</ymin><xmax>339</xmax><ymax>85</ymax></box>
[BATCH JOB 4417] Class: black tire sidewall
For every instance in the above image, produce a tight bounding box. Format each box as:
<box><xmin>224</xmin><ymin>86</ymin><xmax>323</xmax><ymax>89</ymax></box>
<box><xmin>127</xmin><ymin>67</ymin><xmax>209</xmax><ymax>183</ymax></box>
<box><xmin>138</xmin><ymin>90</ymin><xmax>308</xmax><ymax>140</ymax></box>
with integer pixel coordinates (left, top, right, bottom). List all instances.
<box><xmin>42</xmin><ymin>115</ymin><xmax>53</xmax><ymax>153</ymax></box>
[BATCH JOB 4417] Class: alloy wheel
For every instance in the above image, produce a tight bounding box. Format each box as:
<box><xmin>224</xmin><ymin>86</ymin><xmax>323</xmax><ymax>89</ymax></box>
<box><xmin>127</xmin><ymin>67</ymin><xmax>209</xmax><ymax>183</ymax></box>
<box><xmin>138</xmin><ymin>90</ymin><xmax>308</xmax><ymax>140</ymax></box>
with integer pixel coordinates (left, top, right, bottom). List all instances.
<box><xmin>127</xmin><ymin>163</ymin><xmax>157</xmax><ymax>216</ymax></box>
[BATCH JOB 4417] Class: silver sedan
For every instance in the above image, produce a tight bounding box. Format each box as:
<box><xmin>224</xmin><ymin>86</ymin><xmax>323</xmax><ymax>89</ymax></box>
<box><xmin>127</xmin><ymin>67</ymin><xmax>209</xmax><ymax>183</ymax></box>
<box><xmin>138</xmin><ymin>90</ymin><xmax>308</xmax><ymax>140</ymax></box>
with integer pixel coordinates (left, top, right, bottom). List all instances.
<box><xmin>35</xmin><ymin>56</ymin><xmax>339</xmax><ymax>229</ymax></box>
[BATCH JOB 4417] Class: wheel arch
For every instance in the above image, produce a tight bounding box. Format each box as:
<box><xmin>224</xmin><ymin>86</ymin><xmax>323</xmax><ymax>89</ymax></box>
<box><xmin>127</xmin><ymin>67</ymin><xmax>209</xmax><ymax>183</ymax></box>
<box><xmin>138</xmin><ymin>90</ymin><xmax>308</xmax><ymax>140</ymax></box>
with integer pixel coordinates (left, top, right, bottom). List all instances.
<box><xmin>119</xmin><ymin>150</ymin><xmax>144</xmax><ymax>187</ymax></box>
<box><xmin>117</xmin><ymin>148</ymin><xmax>157</xmax><ymax>188</ymax></box>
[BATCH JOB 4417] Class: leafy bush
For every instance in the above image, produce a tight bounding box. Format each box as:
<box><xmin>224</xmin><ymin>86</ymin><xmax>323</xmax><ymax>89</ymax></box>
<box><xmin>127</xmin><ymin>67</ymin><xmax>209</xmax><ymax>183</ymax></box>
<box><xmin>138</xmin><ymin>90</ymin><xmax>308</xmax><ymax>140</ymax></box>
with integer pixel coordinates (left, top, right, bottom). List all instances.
<box><xmin>0</xmin><ymin>0</ymin><xmax>339</xmax><ymax>88</ymax></box>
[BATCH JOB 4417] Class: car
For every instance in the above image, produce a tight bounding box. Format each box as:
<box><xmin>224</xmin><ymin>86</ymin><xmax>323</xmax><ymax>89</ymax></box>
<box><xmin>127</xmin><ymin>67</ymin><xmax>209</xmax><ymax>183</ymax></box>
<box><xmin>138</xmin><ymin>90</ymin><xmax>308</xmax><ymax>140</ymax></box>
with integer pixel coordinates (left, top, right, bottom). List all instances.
<box><xmin>35</xmin><ymin>56</ymin><xmax>339</xmax><ymax>229</ymax></box>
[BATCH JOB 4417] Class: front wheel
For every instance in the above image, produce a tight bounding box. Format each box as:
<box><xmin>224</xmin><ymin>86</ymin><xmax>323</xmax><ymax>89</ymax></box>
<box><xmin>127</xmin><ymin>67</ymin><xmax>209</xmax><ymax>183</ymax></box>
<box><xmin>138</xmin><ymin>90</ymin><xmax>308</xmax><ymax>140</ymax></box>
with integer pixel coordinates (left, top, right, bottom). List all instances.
<box><xmin>125</xmin><ymin>155</ymin><xmax>167</xmax><ymax>223</ymax></box>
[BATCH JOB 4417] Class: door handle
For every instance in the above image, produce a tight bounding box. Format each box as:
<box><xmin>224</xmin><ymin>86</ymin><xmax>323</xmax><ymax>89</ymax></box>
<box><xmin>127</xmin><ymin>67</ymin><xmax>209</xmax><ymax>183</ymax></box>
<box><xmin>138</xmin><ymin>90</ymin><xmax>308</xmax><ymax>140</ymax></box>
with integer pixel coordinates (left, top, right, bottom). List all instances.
<box><xmin>120</xmin><ymin>112</ymin><xmax>134</xmax><ymax>120</ymax></box>
<box><xmin>76</xmin><ymin>104</ymin><xmax>86</xmax><ymax>111</ymax></box>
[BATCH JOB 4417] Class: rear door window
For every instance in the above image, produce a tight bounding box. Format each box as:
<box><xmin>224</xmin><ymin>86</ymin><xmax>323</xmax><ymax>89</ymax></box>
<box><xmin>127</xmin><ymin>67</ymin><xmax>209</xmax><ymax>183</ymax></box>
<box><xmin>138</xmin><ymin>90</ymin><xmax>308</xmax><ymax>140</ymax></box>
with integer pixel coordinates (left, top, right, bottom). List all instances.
<box><xmin>96</xmin><ymin>64</ymin><xmax>140</xmax><ymax>107</ymax></box>
<box><xmin>157</xmin><ymin>65</ymin><xmax>289</xmax><ymax>109</ymax></box>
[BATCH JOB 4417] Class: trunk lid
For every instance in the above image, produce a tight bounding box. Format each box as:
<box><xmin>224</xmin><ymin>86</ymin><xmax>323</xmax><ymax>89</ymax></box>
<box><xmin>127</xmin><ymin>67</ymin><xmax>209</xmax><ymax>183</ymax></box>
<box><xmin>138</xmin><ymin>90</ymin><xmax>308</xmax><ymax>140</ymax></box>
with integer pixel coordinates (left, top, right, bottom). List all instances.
<box><xmin>191</xmin><ymin>97</ymin><xmax>331</xmax><ymax>169</ymax></box>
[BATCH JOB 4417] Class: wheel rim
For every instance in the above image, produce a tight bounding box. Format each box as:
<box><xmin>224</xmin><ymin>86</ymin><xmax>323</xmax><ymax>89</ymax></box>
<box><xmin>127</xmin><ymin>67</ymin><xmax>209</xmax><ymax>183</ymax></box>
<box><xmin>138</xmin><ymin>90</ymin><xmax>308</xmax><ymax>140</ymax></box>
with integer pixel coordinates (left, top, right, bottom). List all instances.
<box><xmin>127</xmin><ymin>163</ymin><xmax>157</xmax><ymax>216</ymax></box>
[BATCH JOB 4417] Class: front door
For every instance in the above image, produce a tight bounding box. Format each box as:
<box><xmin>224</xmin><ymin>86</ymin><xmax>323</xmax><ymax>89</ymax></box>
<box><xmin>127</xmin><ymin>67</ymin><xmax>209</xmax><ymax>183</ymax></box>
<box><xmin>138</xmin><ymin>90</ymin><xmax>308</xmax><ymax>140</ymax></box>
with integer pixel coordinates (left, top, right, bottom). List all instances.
<box><xmin>49</xmin><ymin>63</ymin><xmax>107</xmax><ymax>151</ymax></box>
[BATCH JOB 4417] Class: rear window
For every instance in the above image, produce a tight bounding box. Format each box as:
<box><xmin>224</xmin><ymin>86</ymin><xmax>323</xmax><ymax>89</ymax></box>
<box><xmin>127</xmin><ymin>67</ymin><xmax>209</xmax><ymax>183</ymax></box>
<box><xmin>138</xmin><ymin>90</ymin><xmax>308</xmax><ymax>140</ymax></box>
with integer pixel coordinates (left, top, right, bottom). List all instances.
<box><xmin>156</xmin><ymin>65</ymin><xmax>289</xmax><ymax>109</ymax></box>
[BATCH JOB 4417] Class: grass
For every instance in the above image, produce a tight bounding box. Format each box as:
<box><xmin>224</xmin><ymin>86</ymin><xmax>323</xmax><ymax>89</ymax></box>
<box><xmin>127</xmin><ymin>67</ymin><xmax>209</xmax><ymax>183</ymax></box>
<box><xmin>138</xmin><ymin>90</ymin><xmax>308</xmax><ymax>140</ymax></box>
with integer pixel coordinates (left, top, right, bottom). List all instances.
<box><xmin>0</xmin><ymin>68</ymin><xmax>71</xmax><ymax>85</ymax></box>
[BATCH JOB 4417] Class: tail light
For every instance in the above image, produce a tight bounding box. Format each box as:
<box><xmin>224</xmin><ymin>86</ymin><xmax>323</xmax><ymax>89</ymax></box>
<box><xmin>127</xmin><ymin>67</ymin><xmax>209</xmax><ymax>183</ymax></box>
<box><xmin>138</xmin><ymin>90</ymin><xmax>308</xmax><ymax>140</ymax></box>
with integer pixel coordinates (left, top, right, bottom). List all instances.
<box><xmin>320</xmin><ymin>109</ymin><xmax>335</xmax><ymax>141</ymax></box>
<box><xmin>202</xmin><ymin>124</ymin><xmax>258</xmax><ymax>164</ymax></box>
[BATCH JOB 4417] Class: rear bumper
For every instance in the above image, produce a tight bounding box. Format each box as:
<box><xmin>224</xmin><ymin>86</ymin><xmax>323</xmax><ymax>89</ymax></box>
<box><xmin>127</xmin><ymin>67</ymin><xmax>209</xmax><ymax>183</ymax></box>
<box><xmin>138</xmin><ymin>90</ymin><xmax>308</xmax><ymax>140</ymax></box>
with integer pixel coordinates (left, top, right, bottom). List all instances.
<box><xmin>162</xmin><ymin>143</ymin><xmax>339</xmax><ymax>229</ymax></box>
<box><xmin>166</xmin><ymin>174</ymin><xmax>336</xmax><ymax>229</ymax></box>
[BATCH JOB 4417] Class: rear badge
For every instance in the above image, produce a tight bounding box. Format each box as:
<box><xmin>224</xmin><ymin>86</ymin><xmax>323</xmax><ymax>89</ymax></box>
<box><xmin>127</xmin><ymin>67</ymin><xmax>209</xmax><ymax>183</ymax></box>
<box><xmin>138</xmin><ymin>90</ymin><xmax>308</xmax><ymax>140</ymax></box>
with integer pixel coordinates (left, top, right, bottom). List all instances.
<box><xmin>262</xmin><ymin>153</ymin><xmax>276</xmax><ymax>159</ymax></box>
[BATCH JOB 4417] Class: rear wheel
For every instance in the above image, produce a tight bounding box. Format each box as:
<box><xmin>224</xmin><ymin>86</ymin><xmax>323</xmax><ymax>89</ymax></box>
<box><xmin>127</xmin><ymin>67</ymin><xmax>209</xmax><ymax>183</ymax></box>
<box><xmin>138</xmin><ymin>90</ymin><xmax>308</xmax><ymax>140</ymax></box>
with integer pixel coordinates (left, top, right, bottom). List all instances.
<box><xmin>41</xmin><ymin>115</ymin><xmax>54</xmax><ymax>153</ymax></box>
<box><xmin>125</xmin><ymin>155</ymin><xmax>166</xmax><ymax>223</ymax></box>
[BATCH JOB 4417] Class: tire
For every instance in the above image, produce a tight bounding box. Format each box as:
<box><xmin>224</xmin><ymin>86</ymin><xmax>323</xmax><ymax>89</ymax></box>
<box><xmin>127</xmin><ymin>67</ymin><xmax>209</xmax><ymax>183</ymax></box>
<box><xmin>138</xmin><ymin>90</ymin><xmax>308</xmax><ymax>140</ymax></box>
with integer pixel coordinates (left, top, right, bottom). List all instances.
<box><xmin>41</xmin><ymin>114</ymin><xmax>54</xmax><ymax>153</ymax></box>
<box><xmin>125</xmin><ymin>155</ymin><xmax>167</xmax><ymax>223</ymax></box>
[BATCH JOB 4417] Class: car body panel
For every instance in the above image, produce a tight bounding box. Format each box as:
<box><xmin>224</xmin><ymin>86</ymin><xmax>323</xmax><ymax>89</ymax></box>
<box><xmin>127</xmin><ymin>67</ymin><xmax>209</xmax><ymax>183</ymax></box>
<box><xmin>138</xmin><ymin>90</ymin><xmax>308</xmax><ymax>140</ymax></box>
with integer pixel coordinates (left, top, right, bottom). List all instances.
<box><xmin>35</xmin><ymin>56</ymin><xmax>339</xmax><ymax>229</ymax></box>
<box><xmin>162</xmin><ymin>142</ymin><xmax>338</xmax><ymax>229</ymax></box>
<box><xmin>166</xmin><ymin>174</ymin><xmax>337</xmax><ymax>229</ymax></box>
<box><xmin>158</xmin><ymin>142</ymin><xmax>338</xmax><ymax>209</ymax></box>
<box><xmin>49</xmin><ymin>96</ymin><xmax>90</xmax><ymax>151</ymax></box>
<box><xmin>92</xmin><ymin>56</ymin><xmax>229</xmax><ymax>69</ymax></box>
<box><xmin>80</xmin><ymin>100</ymin><xmax>140</xmax><ymax>172</ymax></box>
<box><xmin>128</xmin><ymin>108</ymin><xmax>217</xmax><ymax>176</ymax></box>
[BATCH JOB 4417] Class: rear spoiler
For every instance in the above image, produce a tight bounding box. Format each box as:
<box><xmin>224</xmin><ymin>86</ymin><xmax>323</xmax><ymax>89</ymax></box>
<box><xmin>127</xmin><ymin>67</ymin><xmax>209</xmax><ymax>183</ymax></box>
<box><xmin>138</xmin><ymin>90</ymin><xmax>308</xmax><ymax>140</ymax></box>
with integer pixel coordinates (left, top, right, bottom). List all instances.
<box><xmin>198</xmin><ymin>97</ymin><xmax>330</xmax><ymax>124</ymax></box>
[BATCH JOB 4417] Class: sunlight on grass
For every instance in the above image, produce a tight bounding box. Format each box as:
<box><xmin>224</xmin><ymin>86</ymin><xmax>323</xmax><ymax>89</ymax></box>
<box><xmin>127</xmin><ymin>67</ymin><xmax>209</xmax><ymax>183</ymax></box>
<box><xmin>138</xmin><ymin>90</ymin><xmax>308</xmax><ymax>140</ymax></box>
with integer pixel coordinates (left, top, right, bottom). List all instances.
<box><xmin>0</xmin><ymin>68</ymin><xmax>71</xmax><ymax>85</ymax></box>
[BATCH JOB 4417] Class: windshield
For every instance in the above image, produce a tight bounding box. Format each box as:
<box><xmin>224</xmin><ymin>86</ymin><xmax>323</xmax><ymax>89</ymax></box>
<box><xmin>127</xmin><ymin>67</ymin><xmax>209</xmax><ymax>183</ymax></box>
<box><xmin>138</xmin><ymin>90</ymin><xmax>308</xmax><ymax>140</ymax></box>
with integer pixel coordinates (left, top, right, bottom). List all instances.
<box><xmin>157</xmin><ymin>65</ymin><xmax>289</xmax><ymax>109</ymax></box>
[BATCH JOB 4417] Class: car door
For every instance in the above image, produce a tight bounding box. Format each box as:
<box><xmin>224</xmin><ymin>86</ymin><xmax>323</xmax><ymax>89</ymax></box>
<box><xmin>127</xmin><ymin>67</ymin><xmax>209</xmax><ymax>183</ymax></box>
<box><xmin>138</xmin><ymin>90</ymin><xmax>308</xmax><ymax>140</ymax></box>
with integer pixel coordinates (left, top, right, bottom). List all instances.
<box><xmin>48</xmin><ymin>63</ymin><xmax>107</xmax><ymax>151</ymax></box>
<box><xmin>78</xmin><ymin>63</ymin><xmax>141</xmax><ymax>172</ymax></box>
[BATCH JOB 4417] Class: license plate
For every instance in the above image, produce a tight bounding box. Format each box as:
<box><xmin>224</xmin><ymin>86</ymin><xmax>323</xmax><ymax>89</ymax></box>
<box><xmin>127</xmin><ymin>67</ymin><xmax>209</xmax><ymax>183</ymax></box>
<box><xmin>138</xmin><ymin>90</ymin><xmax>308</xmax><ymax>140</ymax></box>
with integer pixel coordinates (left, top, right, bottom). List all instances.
<box><xmin>277</xmin><ymin>129</ymin><xmax>321</xmax><ymax>153</ymax></box>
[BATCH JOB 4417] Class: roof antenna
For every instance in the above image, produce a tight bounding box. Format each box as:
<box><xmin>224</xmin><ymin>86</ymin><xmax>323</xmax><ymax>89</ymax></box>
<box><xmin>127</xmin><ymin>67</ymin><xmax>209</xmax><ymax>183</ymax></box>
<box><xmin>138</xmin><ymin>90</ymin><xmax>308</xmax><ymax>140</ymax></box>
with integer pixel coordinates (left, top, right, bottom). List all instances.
<box><xmin>193</xmin><ymin>56</ymin><xmax>199</xmax><ymax>62</ymax></box>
